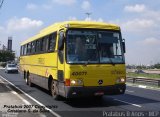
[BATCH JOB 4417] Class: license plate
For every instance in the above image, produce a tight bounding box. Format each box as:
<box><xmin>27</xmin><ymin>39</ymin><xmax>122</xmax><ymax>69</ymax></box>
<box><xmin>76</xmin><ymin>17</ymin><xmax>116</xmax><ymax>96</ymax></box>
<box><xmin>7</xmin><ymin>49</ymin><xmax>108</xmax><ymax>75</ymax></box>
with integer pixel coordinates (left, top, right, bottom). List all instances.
<box><xmin>94</xmin><ymin>92</ymin><xmax>104</xmax><ymax>96</ymax></box>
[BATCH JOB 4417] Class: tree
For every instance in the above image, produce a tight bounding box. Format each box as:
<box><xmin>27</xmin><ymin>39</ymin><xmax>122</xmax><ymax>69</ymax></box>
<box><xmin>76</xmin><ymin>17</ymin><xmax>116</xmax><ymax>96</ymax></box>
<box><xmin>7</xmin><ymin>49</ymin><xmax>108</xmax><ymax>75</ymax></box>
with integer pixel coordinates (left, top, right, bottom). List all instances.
<box><xmin>0</xmin><ymin>50</ymin><xmax>15</xmax><ymax>62</ymax></box>
<box><xmin>154</xmin><ymin>63</ymin><xmax>160</xmax><ymax>69</ymax></box>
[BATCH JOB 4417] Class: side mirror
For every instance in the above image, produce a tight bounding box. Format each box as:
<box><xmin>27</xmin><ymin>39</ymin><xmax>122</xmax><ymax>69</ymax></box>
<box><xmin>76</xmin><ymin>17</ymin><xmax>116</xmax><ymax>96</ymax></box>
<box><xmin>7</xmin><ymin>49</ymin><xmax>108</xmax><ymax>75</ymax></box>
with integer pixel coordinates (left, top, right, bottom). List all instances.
<box><xmin>58</xmin><ymin>31</ymin><xmax>65</xmax><ymax>50</ymax></box>
<box><xmin>122</xmin><ymin>39</ymin><xmax>126</xmax><ymax>53</ymax></box>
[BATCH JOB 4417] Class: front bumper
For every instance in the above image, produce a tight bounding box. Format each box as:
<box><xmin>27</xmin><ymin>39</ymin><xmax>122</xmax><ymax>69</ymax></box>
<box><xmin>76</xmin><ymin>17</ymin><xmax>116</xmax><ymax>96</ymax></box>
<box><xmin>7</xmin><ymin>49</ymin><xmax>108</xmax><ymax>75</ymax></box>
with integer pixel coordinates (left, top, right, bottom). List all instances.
<box><xmin>65</xmin><ymin>84</ymin><xmax>126</xmax><ymax>98</ymax></box>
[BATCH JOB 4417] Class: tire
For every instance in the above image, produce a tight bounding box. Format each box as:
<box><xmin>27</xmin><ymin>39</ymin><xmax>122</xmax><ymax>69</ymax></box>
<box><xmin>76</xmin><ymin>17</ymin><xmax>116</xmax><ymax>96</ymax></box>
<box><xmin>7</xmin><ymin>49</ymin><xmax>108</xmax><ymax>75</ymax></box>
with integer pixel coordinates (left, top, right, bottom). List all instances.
<box><xmin>119</xmin><ymin>89</ymin><xmax>125</xmax><ymax>94</ymax></box>
<box><xmin>28</xmin><ymin>75</ymin><xmax>33</xmax><ymax>87</ymax></box>
<box><xmin>50</xmin><ymin>80</ymin><xmax>60</xmax><ymax>100</ymax></box>
<box><xmin>25</xmin><ymin>72</ymin><xmax>29</xmax><ymax>85</ymax></box>
<box><xmin>24</xmin><ymin>71</ymin><xmax>26</xmax><ymax>79</ymax></box>
<box><xmin>115</xmin><ymin>88</ymin><xmax>125</xmax><ymax>95</ymax></box>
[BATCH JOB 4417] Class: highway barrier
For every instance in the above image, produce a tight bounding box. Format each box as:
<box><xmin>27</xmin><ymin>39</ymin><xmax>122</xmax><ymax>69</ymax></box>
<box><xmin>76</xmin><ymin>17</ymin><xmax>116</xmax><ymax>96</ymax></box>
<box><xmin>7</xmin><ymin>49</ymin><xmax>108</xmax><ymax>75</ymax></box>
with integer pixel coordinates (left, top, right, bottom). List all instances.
<box><xmin>127</xmin><ymin>77</ymin><xmax>160</xmax><ymax>87</ymax></box>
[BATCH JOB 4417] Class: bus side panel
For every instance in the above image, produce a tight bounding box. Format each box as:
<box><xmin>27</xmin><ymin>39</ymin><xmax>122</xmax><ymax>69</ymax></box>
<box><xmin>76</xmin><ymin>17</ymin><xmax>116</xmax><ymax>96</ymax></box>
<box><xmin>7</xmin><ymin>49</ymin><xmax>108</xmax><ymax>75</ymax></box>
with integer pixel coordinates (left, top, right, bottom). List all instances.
<box><xmin>19</xmin><ymin>52</ymin><xmax>58</xmax><ymax>90</ymax></box>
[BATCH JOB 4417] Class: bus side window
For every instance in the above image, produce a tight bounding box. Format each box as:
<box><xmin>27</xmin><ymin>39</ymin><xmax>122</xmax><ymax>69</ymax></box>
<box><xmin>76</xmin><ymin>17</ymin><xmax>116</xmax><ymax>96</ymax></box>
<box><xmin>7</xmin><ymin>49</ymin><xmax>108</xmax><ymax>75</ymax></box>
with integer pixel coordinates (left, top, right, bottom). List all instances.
<box><xmin>48</xmin><ymin>33</ymin><xmax>56</xmax><ymax>51</ymax></box>
<box><xmin>20</xmin><ymin>46</ymin><xmax>23</xmax><ymax>56</ymax></box>
<box><xmin>40</xmin><ymin>38</ymin><xmax>46</xmax><ymax>52</ymax></box>
<box><xmin>23</xmin><ymin>45</ymin><xmax>27</xmax><ymax>55</ymax></box>
<box><xmin>27</xmin><ymin>43</ymin><xmax>31</xmax><ymax>54</ymax></box>
<box><xmin>31</xmin><ymin>41</ymin><xmax>36</xmax><ymax>54</ymax></box>
<box><xmin>36</xmin><ymin>40</ymin><xmax>41</xmax><ymax>53</ymax></box>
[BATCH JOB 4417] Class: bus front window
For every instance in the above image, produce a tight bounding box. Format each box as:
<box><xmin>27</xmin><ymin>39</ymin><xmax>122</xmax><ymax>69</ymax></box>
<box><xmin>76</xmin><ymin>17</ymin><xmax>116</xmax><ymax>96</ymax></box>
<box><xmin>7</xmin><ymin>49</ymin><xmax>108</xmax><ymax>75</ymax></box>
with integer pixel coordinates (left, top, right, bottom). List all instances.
<box><xmin>66</xmin><ymin>30</ymin><xmax>99</xmax><ymax>63</ymax></box>
<box><xmin>66</xmin><ymin>30</ymin><xmax>124</xmax><ymax>64</ymax></box>
<box><xmin>98</xmin><ymin>32</ymin><xmax>124</xmax><ymax>63</ymax></box>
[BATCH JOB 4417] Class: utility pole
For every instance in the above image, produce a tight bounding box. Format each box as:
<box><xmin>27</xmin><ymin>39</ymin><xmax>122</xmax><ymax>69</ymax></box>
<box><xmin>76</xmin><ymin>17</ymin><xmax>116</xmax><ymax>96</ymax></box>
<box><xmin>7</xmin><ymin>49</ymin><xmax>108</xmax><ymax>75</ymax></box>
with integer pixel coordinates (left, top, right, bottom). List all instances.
<box><xmin>85</xmin><ymin>12</ymin><xmax>92</xmax><ymax>21</ymax></box>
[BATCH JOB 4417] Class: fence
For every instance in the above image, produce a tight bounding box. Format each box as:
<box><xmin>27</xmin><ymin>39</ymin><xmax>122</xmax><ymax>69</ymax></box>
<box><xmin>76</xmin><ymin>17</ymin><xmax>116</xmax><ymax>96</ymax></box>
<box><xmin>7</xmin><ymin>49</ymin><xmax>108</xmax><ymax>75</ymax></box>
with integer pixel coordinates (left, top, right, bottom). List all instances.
<box><xmin>127</xmin><ymin>77</ymin><xmax>160</xmax><ymax>87</ymax></box>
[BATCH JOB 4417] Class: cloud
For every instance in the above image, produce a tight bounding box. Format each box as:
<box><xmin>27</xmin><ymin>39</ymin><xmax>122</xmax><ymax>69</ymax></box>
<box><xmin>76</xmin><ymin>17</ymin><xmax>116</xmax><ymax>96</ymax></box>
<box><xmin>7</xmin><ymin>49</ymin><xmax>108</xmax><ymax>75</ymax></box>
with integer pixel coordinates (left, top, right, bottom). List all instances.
<box><xmin>116</xmin><ymin>5</ymin><xmax>160</xmax><ymax>39</ymax></box>
<box><xmin>67</xmin><ymin>16</ymin><xmax>103</xmax><ymax>22</ymax></box>
<box><xmin>0</xmin><ymin>26</ymin><xmax>4</xmax><ymax>32</ymax></box>
<box><xmin>0</xmin><ymin>17</ymin><xmax>44</xmax><ymax>55</ymax></box>
<box><xmin>26</xmin><ymin>3</ymin><xmax>53</xmax><ymax>11</ymax></box>
<box><xmin>68</xmin><ymin>16</ymin><xmax>77</xmax><ymax>21</ymax></box>
<box><xmin>121</xmin><ymin>18</ymin><xmax>154</xmax><ymax>32</ymax></box>
<box><xmin>97</xmin><ymin>18</ymin><xmax>103</xmax><ymax>22</ymax></box>
<box><xmin>143</xmin><ymin>10</ymin><xmax>160</xmax><ymax>22</ymax></box>
<box><xmin>133</xmin><ymin>37</ymin><xmax>160</xmax><ymax>65</ymax></box>
<box><xmin>124</xmin><ymin>4</ymin><xmax>160</xmax><ymax>21</ymax></box>
<box><xmin>52</xmin><ymin>0</ymin><xmax>76</xmax><ymax>6</ymax></box>
<box><xmin>124</xmin><ymin>4</ymin><xmax>146</xmax><ymax>13</ymax></box>
<box><xmin>7</xmin><ymin>17</ymin><xmax>43</xmax><ymax>32</ymax></box>
<box><xmin>85</xmin><ymin>17</ymin><xmax>91</xmax><ymax>21</ymax></box>
<box><xmin>112</xmin><ymin>6</ymin><xmax>160</xmax><ymax>64</ymax></box>
<box><xmin>81</xmin><ymin>1</ymin><xmax>91</xmax><ymax>11</ymax></box>
<box><xmin>26</xmin><ymin>3</ymin><xmax>38</xmax><ymax>10</ymax></box>
<box><xmin>140</xmin><ymin>38</ymin><xmax>160</xmax><ymax>46</ymax></box>
<box><xmin>84</xmin><ymin>17</ymin><xmax>103</xmax><ymax>22</ymax></box>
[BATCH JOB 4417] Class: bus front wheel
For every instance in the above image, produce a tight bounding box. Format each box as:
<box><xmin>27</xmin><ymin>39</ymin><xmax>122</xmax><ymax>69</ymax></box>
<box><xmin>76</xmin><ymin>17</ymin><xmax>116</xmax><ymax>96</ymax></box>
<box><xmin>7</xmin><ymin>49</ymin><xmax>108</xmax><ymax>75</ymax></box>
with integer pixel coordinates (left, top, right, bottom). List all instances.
<box><xmin>51</xmin><ymin>80</ymin><xmax>60</xmax><ymax>100</ymax></box>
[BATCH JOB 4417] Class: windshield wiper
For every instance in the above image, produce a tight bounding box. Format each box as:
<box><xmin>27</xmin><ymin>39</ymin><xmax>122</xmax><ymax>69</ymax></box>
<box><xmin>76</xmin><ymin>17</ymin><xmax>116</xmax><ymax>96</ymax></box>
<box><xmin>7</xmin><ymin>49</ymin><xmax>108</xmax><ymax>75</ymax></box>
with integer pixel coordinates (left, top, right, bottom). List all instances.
<box><xmin>106</xmin><ymin>52</ymin><xmax>115</xmax><ymax>65</ymax></box>
<box><xmin>108</xmin><ymin>57</ymin><xmax>115</xmax><ymax>66</ymax></box>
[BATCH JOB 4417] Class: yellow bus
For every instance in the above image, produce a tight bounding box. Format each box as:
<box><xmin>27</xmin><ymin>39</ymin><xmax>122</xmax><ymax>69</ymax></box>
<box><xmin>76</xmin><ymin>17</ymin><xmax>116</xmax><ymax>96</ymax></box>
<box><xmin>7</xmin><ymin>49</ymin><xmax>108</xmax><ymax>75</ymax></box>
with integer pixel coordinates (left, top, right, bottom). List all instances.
<box><xmin>19</xmin><ymin>21</ymin><xmax>126</xmax><ymax>99</ymax></box>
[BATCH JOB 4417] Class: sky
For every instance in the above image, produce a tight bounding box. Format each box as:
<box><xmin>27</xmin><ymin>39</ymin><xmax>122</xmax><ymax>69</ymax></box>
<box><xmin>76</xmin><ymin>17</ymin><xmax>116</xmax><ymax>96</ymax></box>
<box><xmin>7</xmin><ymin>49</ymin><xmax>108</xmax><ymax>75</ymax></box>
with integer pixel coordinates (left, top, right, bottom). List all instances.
<box><xmin>0</xmin><ymin>0</ymin><xmax>160</xmax><ymax>65</ymax></box>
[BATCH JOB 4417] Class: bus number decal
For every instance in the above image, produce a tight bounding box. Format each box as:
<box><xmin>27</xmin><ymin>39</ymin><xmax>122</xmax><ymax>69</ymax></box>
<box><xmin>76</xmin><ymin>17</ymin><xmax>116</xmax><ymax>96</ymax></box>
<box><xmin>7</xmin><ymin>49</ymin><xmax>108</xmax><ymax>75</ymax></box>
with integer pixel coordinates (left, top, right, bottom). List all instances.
<box><xmin>72</xmin><ymin>72</ymin><xmax>87</xmax><ymax>76</ymax></box>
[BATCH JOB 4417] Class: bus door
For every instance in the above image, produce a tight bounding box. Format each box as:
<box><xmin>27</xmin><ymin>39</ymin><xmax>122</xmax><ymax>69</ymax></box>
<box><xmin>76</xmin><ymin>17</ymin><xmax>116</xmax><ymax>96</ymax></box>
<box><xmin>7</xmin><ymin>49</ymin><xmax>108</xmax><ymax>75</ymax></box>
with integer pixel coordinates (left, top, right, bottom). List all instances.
<box><xmin>57</xmin><ymin>30</ymin><xmax>65</xmax><ymax>96</ymax></box>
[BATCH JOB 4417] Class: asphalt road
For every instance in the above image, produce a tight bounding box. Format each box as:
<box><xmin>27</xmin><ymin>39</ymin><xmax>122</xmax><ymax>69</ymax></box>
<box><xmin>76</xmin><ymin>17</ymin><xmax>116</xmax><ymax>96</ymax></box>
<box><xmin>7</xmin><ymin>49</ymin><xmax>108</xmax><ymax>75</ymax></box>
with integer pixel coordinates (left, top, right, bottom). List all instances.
<box><xmin>0</xmin><ymin>69</ymin><xmax>160</xmax><ymax>117</ymax></box>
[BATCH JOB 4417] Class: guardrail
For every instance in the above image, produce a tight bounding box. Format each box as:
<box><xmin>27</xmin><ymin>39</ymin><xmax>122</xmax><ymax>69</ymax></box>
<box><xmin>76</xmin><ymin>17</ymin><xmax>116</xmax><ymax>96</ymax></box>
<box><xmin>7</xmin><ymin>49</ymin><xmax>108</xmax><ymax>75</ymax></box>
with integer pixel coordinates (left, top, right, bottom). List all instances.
<box><xmin>127</xmin><ymin>77</ymin><xmax>160</xmax><ymax>87</ymax></box>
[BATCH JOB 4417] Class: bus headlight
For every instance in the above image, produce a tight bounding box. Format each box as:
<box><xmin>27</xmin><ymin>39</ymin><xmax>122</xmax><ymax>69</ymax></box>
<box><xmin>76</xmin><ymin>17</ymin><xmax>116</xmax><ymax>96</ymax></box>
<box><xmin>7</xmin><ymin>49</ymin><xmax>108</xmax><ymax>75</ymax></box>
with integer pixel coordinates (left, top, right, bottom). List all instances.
<box><xmin>120</xmin><ymin>78</ymin><xmax>125</xmax><ymax>82</ymax></box>
<box><xmin>71</xmin><ymin>80</ymin><xmax>76</xmax><ymax>84</ymax></box>
<box><xmin>70</xmin><ymin>79</ymin><xmax>83</xmax><ymax>86</ymax></box>
<box><xmin>116</xmin><ymin>77</ymin><xmax>125</xmax><ymax>83</ymax></box>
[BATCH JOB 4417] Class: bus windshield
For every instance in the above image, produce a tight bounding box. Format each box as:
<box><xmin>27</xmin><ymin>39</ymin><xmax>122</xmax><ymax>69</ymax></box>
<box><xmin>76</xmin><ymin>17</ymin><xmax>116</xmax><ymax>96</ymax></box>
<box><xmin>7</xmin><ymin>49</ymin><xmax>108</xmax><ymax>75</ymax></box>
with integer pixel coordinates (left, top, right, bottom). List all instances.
<box><xmin>66</xmin><ymin>29</ymin><xmax>125</xmax><ymax>64</ymax></box>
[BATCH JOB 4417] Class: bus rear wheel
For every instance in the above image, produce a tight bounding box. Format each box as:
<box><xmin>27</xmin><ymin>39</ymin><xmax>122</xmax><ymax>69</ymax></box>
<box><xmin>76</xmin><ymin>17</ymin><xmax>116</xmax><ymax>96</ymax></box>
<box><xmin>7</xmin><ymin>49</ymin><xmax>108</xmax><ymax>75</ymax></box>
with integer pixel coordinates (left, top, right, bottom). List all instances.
<box><xmin>25</xmin><ymin>72</ymin><xmax>29</xmax><ymax>85</ymax></box>
<box><xmin>28</xmin><ymin>75</ymin><xmax>34</xmax><ymax>87</ymax></box>
<box><xmin>51</xmin><ymin>80</ymin><xmax>60</xmax><ymax>100</ymax></box>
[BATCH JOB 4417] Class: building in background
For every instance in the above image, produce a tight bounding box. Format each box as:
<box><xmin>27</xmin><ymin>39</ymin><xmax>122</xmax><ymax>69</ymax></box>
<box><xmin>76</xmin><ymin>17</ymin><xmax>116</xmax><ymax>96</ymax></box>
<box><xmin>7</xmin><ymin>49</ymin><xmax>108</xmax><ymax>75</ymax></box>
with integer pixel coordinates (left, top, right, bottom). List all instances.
<box><xmin>7</xmin><ymin>37</ymin><xmax>12</xmax><ymax>51</ymax></box>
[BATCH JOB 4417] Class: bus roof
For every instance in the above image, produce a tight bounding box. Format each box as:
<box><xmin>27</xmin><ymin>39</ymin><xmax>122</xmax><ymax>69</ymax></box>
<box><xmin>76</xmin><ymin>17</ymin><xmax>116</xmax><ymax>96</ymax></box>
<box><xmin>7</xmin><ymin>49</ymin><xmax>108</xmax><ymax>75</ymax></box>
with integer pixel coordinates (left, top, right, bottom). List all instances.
<box><xmin>21</xmin><ymin>21</ymin><xmax>120</xmax><ymax>45</ymax></box>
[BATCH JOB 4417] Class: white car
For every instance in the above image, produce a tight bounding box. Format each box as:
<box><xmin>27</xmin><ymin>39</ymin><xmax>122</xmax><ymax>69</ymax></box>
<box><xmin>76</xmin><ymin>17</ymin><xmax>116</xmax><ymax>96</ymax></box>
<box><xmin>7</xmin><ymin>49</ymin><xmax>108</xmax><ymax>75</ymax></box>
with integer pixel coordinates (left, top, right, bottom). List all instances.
<box><xmin>5</xmin><ymin>64</ymin><xmax>18</xmax><ymax>73</ymax></box>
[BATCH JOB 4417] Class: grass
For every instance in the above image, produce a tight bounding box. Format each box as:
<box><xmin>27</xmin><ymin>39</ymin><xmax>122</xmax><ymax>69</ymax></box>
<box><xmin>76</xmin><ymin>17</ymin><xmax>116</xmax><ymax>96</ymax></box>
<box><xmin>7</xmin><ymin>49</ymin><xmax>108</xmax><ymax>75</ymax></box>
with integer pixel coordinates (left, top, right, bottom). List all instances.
<box><xmin>127</xmin><ymin>72</ymin><xmax>160</xmax><ymax>79</ymax></box>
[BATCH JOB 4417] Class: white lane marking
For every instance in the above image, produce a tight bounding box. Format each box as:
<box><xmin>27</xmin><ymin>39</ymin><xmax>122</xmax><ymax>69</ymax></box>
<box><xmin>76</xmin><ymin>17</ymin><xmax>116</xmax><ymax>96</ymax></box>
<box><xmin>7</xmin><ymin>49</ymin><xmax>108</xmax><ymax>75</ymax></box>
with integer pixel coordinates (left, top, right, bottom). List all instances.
<box><xmin>22</xmin><ymin>99</ymin><xmax>31</xmax><ymax>105</ymax></box>
<box><xmin>0</xmin><ymin>75</ymin><xmax>61</xmax><ymax>117</ymax></box>
<box><xmin>5</xmin><ymin>82</ymin><xmax>31</xmax><ymax>105</ymax></box>
<box><xmin>114</xmin><ymin>99</ymin><xmax>142</xmax><ymax>108</ymax></box>
<box><xmin>138</xmin><ymin>85</ymin><xmax>147</xmax><ymax>88</ymax></box>
<box><xmin>11</xmin><ymin>90</ymin><xmax>18</xmax><ymax>95</ymax></box>
<box><xmin>126</xmin><ymin>90</ymin><xmax>134</xmax><ymax>93</ymax></box>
